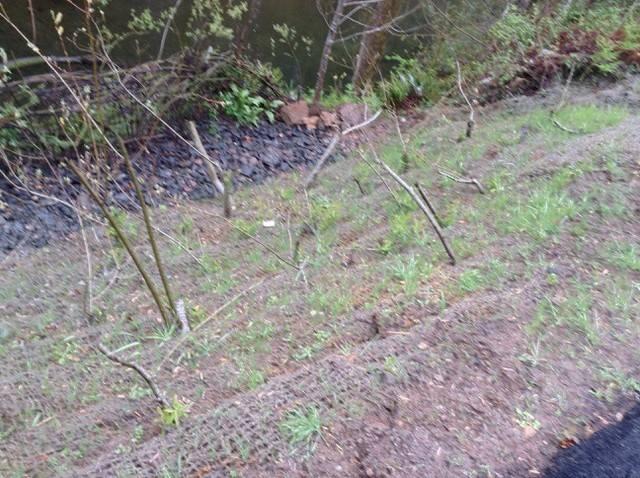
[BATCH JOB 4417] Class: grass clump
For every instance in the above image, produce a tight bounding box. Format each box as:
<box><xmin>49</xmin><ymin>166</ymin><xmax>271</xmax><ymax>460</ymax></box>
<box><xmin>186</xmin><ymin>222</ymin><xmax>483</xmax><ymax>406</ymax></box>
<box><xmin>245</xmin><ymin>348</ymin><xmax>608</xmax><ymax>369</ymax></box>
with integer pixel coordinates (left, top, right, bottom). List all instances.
<box><xmin>158</xmin><ymin>397</ymin><xmax>189</xmax><ymax>427</ymax></box>
<box><xmin>389</xmin><ymin>254</ymin><xmax>433</xmax><ymax>297</ymax></box>
<box><xmin>608</xmin><ymin>241</ymin><xmax>640</xmax><ymax>272</ymax></box>
<box><xmin>280</xmin><ymin>406</ymin><xmax>322</xmax><ymax>453</ymax></box>
<box><xmin>527</xmin><ymin>105</ymin><xmax>628</xmax><ymax>136</ymax></box>
<box><xmin>308</xmin><ymin>286</ymin><xmax>352</xmax><ymax>317</ymax></box>
<box><xmin>498</xmin><ymin>183</ymin><xmax>580</xmax><ymax>241</ymax></box>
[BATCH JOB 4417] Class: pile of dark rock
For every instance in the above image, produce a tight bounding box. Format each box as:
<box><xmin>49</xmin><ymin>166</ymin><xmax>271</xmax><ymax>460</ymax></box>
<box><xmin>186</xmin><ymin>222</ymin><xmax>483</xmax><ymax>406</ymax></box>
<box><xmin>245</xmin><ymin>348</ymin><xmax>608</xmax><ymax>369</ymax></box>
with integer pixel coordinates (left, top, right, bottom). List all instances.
<box><xmin>0</xmin><ymin>111</ymin><xmax>348</xmax><ymax>253</ymax></box>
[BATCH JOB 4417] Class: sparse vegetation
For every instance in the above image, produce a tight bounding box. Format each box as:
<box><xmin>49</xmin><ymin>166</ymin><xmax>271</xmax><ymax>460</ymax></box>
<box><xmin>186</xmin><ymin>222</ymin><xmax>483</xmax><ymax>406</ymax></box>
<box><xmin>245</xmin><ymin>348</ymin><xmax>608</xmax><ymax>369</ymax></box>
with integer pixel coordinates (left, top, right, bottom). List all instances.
<box><xmin>280</xmin><ymin>406</ymin><xmax>322</xmax><ymax>452</ymax></box>
<box><xmin>2</xmin><ymin>1</ymin><xmax>640</xmax><ymax>475</ymax></box>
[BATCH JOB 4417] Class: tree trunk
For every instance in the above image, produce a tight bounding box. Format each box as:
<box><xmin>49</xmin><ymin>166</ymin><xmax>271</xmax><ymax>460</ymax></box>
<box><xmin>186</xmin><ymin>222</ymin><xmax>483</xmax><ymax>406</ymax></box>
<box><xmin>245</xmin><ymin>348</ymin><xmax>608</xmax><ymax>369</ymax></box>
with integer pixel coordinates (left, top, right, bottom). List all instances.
<box><xmin>313</xmin><ymin>0</ymin><xmax>347</xmax><ymax>104</ymax></box>
<box><xmin>352</xmin><ymin>0</ymin><xmax>403</xmax><ymax>91</ymax></box>
<box><xmin>234</xmin><ymin>0</ymin><xmax>263</xmax><ymax>56</ymax></box>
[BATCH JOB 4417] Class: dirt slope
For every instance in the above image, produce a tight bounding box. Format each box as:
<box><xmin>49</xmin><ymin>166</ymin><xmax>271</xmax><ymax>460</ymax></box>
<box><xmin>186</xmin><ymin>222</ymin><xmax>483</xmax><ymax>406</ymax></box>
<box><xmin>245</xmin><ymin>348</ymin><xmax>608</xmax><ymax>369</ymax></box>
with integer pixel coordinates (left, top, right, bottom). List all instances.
<box><xmin>1</xmin><ymin>77</ymin><xmax>639</xmax><ymax>477</ymax></box>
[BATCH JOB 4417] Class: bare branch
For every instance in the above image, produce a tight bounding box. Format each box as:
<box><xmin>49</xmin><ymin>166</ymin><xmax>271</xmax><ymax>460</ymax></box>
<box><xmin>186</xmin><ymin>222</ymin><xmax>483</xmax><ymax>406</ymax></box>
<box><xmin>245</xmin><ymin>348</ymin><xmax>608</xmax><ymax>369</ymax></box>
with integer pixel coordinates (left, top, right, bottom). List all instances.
<box><xmin>120</xmin><ymin>137</ymin><xmax>177</xmax><ymax>319</ymax></box>
<box><xmin>97</xmin><ymin>343</ymin><xmax>169</xmax><ymax>408</ymax></box>
<box><xmin>186</xmin><ymin>120</ymin><xmax>225</xmax><ymax>195</ymax></box>
<box><xmin>157</xmin><ymin>0</ymin><xmax>184</xmax><ymax>61</ymax></box>
<box><xmin>303</xmin><ymin>109</ymin><xmax>382</xmax><ymax>190</ymax></box>
<box><xmin>369</xmin><ymin>147</ymin><xmax>456</xmax><ymax>265</ymax></box>
<box><xmin>456</xmin><ymin>60</ymin><xmax>475</xmax><ymax>139</ymax></box>
<box><xmin>438</xmin><ymin>170</ymin><xmax>485</xmax><ymax>194</ymax></box>
<box><xmin>67</xmin><ymin>161</ymin><xmax>174</xmax><ymax>327</ymax></box>
<box><xmin>415</xmin><ymin>182</ymin><xmax>443</xmax><ymax>228</ymax></box>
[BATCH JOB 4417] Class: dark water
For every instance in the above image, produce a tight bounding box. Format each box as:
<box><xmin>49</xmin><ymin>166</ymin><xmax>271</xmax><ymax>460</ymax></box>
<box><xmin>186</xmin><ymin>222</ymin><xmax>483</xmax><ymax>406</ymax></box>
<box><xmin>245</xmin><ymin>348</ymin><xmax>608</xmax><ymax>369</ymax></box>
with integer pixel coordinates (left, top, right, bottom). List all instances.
<box><xmin>1</xmin><ymin>1</ymin><xmax>503</xmax><ymax>85</ymax></box>
<box><xmin>0</xmin><ymin>0</ymin><xmax>339</xmax><ymax>85</ymax></box>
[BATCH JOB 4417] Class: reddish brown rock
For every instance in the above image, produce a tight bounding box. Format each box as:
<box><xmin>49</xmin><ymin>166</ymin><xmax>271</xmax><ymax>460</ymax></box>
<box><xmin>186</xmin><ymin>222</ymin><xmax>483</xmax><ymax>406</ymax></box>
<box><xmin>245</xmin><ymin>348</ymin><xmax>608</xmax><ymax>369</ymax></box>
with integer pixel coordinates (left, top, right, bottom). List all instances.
<box><xmin>303</xmin><ymin>115</ymin><xmax>320</xmax><ymax>130</ymax></box>
<box><xmin>319</xmin><ymin>111</ymin><xmax>339</xmax><ymax>128</ymax></box>
<box><xmin>280</xmin><ymin>101</ymin><xmax>309</xmax><ymax>126</ymax></box>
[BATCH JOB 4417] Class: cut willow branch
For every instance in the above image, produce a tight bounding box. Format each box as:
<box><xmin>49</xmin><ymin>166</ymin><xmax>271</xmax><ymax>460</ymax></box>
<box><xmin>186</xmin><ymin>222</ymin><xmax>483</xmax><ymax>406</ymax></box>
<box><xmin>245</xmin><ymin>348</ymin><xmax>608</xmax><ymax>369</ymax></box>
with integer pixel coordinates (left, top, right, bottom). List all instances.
<box><xmin>456</xmin><ymin>60</ymin><xmax>475</xmax><ymax>139</ymax></box>
<box><xmin>438</xmin><ymin>170</ymin><xmax>485</xmax><ymax>194</ymax></box>
<box><xmin>67</xmin><ymin>161</ymin><xmax>173</xmax><ymax>327</ymax></box>
<box><xmin>97</xmin><ymin>343</ymin><xmax>169</xmax><ymax>408</ymax></box>
<box><xmin>369</xmin><ymin>148</ymin><xmax>456</xmax><ymax>265</ymax></box>
<box><xmin>120</xmin><ymin>137</ymin><xmax>177</xmax><ymax>320</ymax></box>
<box><xmin>303</xmin><ymin>109</ymin><xmax>382</xmax><ymax>189</ymax></box>
<box><xmin>223</xmin><ymin>172</ymin><xmax>233</xmax><ymax>218</ymax></box>
<box><xmin>176</xmin><ymin>299</ymin><xmax>190</xmax><ymax>335</ymax></box>
<box><xmin>187</xmin><ymin>120</ymin><xmax>225</xmax><ymax>195</ymax></box>
<box><xmin>415</xmin><ymin>182</ymin><xmax>443</xmax><ymax>228</ymax></box>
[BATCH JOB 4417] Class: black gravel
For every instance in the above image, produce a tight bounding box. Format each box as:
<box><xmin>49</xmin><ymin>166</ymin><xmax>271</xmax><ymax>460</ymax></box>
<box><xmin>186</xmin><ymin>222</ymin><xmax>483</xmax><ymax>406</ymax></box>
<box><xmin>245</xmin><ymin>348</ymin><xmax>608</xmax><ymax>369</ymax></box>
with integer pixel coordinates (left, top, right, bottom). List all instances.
<box><xmin>0</xmin><ymin>118</ymin><xmax>333</xmax><ymax>253</ymax></box>
<box><xmin>546</xmin><ymin>402</ymin><xmax>640</xmax><ymax>478</ymax></box>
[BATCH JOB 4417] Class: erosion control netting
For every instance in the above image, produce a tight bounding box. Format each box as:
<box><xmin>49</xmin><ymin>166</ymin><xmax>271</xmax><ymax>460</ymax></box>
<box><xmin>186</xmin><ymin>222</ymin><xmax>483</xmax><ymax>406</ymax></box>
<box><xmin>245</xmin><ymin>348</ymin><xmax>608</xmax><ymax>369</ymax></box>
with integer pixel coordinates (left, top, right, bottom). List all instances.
<box><xmin>84</xmin><ymin>355</ymin><xmax>380</xmax><ymax>477</ymax></box>
<box><xmin>82</xmin><ymin>281</ymin><xmax>541</xmax><ymax>478</ymax></box>
<box><xmin>1</xmin><ymin>397</ymin><xmax>155</xmax><ymax>468</ymax></box>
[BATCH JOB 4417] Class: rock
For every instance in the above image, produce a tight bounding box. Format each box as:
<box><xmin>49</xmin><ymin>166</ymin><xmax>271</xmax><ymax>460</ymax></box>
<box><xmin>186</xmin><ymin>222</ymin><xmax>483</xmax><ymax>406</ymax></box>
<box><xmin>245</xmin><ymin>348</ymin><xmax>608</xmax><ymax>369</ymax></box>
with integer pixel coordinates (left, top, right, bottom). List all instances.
<box><xmin>239</xmin><ymin>153</ymin><xmax>259</xmax><ymax>167</ymax></box>
<box><xmin>308</xmin><ymin>103</ymin><xmax>322</xmax><ymax>116</ymax></box>
<box><xmin>261</xmin><ymin>147</ymin><xmax>281</xmax><ymax>168</ymax></box>
<box><xmin>320</xmin><ymin>111</ymin><xmax>339</xmax><ymax>128</ymax></box>
<box><xmin>303</xmin><ymin>115</ymin><xmax>320</xmax><ymax>130</ymax></box>
<box><xmin>337</xmin><ymin>103</ymin><xmax>366</xmax><ymax>128</ymax></box>
<box><xmin>280</xmin><ymin>101</ymin><xmax>309</xmax><ymax>126</ymax></box>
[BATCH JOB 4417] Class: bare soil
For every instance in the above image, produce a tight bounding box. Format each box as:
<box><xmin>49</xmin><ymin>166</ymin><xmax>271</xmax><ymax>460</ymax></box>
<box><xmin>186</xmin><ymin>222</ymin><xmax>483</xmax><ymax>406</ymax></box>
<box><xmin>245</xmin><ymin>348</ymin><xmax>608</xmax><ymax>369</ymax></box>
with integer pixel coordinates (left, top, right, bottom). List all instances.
<box><xmin>1</xmin><ymin>76</ymin><xmax>639</xmax><ymax>477</ymax></box>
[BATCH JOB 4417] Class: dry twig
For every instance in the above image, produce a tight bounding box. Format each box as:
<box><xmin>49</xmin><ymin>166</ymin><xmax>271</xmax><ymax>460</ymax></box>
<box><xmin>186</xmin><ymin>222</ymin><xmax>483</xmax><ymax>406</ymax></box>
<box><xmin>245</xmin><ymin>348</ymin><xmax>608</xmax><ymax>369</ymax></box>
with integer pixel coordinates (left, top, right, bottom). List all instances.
<box><xmin>438</xmin><ymin>170</ymin><xmax>485</xmax><ymax>194</ymax></box>
<box><xmin>156</xmin><ymin>277</ymin><xmax>268</xmax><ymax>371</ymax></box>
<box><xmin>97</xmin><ymin>343</ymin><xmax>169</xmax><ymax>408</ymax></box>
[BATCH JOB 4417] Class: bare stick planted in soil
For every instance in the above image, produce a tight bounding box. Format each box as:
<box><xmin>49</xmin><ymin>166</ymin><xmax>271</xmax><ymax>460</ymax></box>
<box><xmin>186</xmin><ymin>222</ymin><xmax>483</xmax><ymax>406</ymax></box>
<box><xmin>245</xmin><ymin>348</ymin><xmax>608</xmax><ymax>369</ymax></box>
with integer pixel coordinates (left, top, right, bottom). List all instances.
<box><xmin>67</xmin><ymin>161</ymin><xmax>174</xmax><ymax>327</ymax></box>
<box><xmin>368</xmin><ymin>148</ymin><xmax>457</xmax><ymax>265</ymax></box>
<box><xmin>120</xmin><ymin>138</ymin><xmax>177</xmax><ymax>319</ymax></box>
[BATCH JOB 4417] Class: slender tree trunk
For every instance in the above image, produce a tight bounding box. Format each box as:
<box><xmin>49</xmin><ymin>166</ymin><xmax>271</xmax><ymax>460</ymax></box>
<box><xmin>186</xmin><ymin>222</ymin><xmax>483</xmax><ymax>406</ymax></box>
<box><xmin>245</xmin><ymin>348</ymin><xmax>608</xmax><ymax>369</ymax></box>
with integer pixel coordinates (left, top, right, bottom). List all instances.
<box><xmin>27</xmin><ymin>0</ymin><xmax>36</xmax><ymax>43</ymax></box>
<box><xmin>234</xmin><ymin>0</ymin><xmax>263</xmax><ymax>56</ymax></box>
<box><xmin>352</xmin><ymin>0</ymin><xmax>403</xmax><ymax>91</ymax></box>
<box><xmin>313</xmin><ymin>0</ymin><xmax>347</xmax><ymax>104</ymax></box>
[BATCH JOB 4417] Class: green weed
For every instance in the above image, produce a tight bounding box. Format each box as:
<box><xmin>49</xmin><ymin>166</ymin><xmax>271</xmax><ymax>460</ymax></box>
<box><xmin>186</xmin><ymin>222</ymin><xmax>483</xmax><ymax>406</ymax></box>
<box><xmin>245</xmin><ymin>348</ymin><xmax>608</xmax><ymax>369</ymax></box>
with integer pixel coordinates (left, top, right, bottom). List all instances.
<box><xmin>310</xmin><ymin>196</ymin><xmax>342</xmax><ymax>231</ymax></box>
<box><xmin>158</xmin><ymin>397</ymin><xmax>189</xmax><ymax>427</ymax></box>
<box><xmin>237</xmin><ymin>320</ymin><xmax>274</xmax><ymax>353</ymax></box>
<box><xmin>608</xmin><ymin>242</ymin><xmax>640</xmax><ymax>272</ymax></box>
<box><xmin>605</xmin><ymin>279</ymin><xmax>639</xmax><ymax>320</ymax></box>
<box><xmin>527</xmin><ymin>105</ymin><xmax>627</xmax><ymax>136</ymax></box>
<box><xmin>50</xmin><ymin>337</ymin><xmax>79</xmax><ymax>365</ymax></box>
<box><xmin>515</xmin><ymin>407</ymin><xmax>541</xmax><ymax>430</ymax></box>
<box><xmin>390</xmin><ymin>254</ymin><xmax>432</xmax><ymax>296</ymax></box>
<box><xmin>308</xmin><ymin>287</ymin><xmax>351</xmax><ymax>317</ymax></box>
<box><xmin>280</xmin><ymin>406</ymin><xmax>322</xmax><ymax>452</ymax></box>
<box><xmin>147</xmin><ymin>325</ymin><xmax>176</xmax><ymax>343</ymax></box>
<box><xmin>219</xmin><ymin>84</ymin><xmax>283</xmax><ymax>126</ymax></box>
<box><xmin>457</xmin><ymin>269</ymin><xmax>484</xmax><ymax>293</ymax></box>
<box><xmin>499</xmin><ymin>185</ymin><xmax>579</xmax><ymax>240</ymax></box>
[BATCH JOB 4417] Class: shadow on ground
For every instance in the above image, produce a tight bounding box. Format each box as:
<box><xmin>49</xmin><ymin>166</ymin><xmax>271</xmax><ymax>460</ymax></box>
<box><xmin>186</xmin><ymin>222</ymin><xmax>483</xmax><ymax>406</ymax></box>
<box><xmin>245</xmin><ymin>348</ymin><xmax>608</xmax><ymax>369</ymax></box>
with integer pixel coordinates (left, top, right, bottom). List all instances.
<box><xmin>546</xmin><ymin>402</ymin><xmax>640</xmax><ymax>478</ymax></box>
